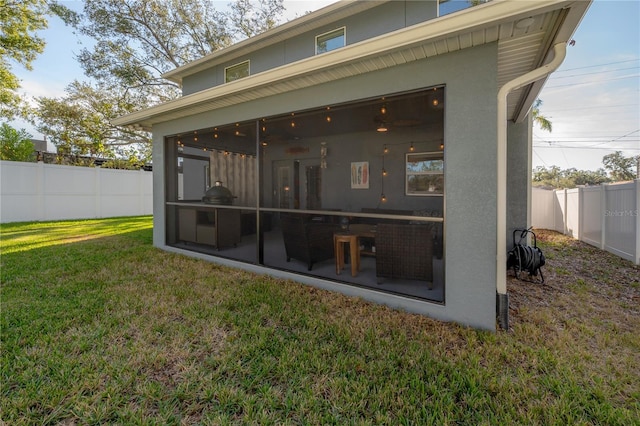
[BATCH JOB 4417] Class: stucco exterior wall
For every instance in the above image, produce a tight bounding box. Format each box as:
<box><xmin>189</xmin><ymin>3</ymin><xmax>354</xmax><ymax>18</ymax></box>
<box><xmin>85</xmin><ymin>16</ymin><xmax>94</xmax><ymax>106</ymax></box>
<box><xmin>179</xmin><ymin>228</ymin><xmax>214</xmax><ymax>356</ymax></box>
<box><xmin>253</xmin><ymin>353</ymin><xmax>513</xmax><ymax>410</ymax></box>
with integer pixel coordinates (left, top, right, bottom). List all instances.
<box><xmin>181</xmin><ymin>1</ymin><xmax>438</xmax><ymax>96</ymax></box>
<box><xmin>152</xmin><ymin>42</ymin><xmax>501</xmax><ymax>330</ymax></box>
<box><xmin>507</xmin><ymin>117</ymin><xmax>532</xmax><ymax>245</ymax></box>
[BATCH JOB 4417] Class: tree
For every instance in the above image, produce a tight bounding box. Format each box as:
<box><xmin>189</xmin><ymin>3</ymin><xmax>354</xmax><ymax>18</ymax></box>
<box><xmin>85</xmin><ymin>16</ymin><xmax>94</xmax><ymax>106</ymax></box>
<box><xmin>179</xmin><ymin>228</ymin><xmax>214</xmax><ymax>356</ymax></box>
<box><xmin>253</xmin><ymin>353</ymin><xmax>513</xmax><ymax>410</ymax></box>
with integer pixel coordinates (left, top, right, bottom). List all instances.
<box><xmin>37</xmin><ymin>0</ymin><xmax>284</xmax><ymax>159</ymax></box>
<box><xmin>0</xmin><ymin>123</ymin><xmax>35</xmax><ymax>161</ymax></box>
<box><xmin>229</xmin><ymin>0</ymin><xmax>284</xmax><ymax>39</ymax></box>
<box><xmin>602</xmin><ymin>151</ymin><xmax>638</xmax><ymax>182</ymax></box>
<box><xmin>569</xmin><ymin>168</ymin><xmax>610</xmax><ymax>187</ymax></box>
<box><xmin>58</xmin><ymin>0</ymin><xmax>284</xmax><ymax>105</ymax></box>
<box><xmin>532</xmin><ymin>165</ymin><xmax>610</xmax><ymax>189</ymax></box>
<box><xmin>532</xmin><ymin>98</ymin><xmax>552</xmax><ymax>132</ymax></box>
<box><xmin>0</xmin><ymin>0</ymin><xmax>48</xmax><ymax>118</ymax></box>
<box><xmin>33</xmin><ymin>81</ymin><xmax>151</xmax><ymax>161</ymax></box>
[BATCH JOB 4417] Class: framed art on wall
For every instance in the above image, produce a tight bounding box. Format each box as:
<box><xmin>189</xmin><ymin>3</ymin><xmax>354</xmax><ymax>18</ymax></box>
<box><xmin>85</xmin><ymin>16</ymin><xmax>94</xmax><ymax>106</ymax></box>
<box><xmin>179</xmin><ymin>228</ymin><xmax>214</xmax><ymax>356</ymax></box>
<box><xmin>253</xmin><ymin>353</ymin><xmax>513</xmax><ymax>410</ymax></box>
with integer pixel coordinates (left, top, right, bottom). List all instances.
<box><xmin>351</xmin><ymin>161</ymin><xmax>369</xmax><ymax>189</ymax></box>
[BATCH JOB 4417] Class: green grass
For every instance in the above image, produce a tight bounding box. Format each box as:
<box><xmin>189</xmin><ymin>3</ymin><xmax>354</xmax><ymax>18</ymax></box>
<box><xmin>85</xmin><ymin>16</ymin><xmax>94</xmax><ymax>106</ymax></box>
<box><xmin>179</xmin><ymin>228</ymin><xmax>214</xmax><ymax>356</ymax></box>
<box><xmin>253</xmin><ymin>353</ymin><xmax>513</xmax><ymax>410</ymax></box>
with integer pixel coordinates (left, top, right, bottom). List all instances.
<box><xmin>2</xmin><ymin>217</ymin><xmax>639</xmax><ymax>424</ymax></box>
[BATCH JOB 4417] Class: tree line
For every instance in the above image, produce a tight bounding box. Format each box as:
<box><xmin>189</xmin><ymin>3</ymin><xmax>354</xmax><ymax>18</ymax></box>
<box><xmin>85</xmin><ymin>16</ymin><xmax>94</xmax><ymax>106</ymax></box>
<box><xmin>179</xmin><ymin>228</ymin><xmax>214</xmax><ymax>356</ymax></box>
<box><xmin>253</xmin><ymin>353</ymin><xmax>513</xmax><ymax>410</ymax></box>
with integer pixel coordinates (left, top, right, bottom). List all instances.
<box><xmin>533</xmin><ymin>151</ymin><xmax>639</xmax><ymax>189</ymax></box>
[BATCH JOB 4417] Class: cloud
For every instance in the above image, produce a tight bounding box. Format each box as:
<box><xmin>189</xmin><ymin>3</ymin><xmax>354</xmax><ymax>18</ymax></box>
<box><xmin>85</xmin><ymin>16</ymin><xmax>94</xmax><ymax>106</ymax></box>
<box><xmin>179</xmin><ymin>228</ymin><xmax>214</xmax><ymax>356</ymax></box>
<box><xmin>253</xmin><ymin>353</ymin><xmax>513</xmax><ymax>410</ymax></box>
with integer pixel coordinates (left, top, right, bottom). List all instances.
<box><xmin>17</xmin><ymin>78</ymin><xmax>67</xmax><ymax>100</ymax></box>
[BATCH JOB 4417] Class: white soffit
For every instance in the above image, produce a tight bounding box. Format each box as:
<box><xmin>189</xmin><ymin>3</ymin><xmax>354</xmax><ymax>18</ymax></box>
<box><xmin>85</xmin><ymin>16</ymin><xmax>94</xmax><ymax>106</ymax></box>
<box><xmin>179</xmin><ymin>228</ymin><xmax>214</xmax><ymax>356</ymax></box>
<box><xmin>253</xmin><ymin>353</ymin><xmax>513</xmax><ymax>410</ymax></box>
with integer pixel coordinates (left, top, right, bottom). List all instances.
<box><xmin>113</xmin><ymin>0</ymin><xmax>590</xmax><ymax>130</ymax></box>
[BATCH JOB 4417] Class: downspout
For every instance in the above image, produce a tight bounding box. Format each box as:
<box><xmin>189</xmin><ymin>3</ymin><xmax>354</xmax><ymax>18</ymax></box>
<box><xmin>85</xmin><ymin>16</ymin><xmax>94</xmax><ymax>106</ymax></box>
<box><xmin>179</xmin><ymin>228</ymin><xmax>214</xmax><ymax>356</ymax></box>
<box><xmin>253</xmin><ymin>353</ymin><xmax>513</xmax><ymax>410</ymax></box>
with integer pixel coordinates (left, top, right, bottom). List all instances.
<box><xmin>496</xmin><ymin>42</ymin><xmax>567</xmax><ymax>330</ymax></box>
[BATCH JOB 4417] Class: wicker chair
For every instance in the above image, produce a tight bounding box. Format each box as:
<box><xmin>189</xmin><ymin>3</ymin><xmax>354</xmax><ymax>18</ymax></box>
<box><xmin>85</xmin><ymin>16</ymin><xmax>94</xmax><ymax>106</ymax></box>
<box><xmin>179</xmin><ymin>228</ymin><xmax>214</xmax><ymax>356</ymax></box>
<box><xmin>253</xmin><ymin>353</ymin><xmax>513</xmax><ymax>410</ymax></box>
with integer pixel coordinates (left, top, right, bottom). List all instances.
<box><xmin>281</xmin><ymin>215</ymin><xmax>341</xmax><ymax>271</ymax></box>
<box><xmin>375</xmin><ymin>223</ymin><xmax>434</xmax><ymax>287</ymax></box>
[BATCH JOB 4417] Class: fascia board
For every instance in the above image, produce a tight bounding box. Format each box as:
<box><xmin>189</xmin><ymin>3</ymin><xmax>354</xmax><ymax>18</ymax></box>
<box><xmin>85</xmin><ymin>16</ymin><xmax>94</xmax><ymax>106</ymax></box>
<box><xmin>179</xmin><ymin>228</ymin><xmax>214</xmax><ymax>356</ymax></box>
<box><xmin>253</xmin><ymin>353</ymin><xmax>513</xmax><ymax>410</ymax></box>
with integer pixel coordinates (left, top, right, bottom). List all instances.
<box><xmin>113</xmin><ymin>0</ymin><xmax>577</xmax><ymax>128</ymax></box>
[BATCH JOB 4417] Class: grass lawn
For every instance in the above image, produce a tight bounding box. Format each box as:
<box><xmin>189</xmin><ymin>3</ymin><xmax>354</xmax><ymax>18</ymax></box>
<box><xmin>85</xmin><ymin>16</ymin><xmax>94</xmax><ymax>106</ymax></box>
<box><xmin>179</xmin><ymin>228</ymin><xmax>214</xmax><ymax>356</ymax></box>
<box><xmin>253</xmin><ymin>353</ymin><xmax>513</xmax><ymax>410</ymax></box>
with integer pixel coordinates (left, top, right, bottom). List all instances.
<box><xmin>1</xmin><ymin>216</ymin><xmax>639</xmax><ymax>424</ymax></box>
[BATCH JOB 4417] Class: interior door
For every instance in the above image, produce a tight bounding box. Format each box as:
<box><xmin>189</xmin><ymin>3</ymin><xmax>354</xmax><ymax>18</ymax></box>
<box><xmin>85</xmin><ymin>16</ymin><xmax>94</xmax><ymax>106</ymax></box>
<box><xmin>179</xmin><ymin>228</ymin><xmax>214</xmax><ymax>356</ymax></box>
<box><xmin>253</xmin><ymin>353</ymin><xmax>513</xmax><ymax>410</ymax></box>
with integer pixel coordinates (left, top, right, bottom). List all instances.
<box><xmin>272</xmin><ymin>159</ymin><xmax>321</xmax><ymax>211</ymax></box>
<box><xmin>305</xmin><ymin>164</ymin><xmax>321</xmax><ymax>210</ymax></box>
<box><xmin>273</xmin><ymin>161</ymin><xmax>292</xmax><ymax>209</ymax></box>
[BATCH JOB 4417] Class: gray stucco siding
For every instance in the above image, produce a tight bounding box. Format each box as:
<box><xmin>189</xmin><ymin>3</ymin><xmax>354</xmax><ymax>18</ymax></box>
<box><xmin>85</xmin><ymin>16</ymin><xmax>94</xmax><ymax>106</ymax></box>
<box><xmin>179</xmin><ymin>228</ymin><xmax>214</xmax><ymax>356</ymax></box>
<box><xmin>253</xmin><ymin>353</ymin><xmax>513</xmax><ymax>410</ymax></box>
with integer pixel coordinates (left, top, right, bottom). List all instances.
<box><xmin>436</xmin><ymin>43</ymin><xmax>499</xmax><ymax>330</ymax></box>
<box><xmin>152</xmin><ymin>131</ymin><xmax>167</xmax><ymax>249</ymax></box>
<box><xmin>154</xmin><ymin>42</ymin><xmax>500</xmax><ymax>330</ymax></box>
<box><xmin>507</xmin><ymin>118</ymin><xmax>531</xmax><ymax>247</ymax></box>
<box><xmin>181</xmin><ymin>1</ymin><xmax>439</xmax><ymax>96</ymax></box>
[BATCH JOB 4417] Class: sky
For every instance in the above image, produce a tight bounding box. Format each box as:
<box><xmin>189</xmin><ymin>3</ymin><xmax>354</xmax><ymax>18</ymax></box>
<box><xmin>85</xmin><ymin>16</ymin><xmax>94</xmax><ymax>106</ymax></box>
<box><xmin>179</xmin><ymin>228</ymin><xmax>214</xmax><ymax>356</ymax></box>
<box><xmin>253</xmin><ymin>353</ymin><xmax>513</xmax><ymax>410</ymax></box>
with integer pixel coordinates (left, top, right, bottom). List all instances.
<box><xmin>8</xmin><ymin>0</ymin><xmax>640</xmax><ymax>172</ymax></box>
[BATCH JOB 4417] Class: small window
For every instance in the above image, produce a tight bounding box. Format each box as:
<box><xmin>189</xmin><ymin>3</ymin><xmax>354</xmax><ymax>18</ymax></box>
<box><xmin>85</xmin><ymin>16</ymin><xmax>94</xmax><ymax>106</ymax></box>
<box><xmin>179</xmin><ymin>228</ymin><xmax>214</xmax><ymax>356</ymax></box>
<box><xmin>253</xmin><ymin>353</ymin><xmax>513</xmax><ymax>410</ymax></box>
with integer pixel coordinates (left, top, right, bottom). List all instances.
<box><xmin>225</xmin><ymin>60</ymin><xmax>250</xmax><ymax>83</ymax></box>
<box><xmin>406</xmin><ymin>152</ymin><xmax>444</xmax><ymax>196</ymax></box>
<box><xmin>316</xmin><ymin>27</ymin><xmax>346</xmax><ymax>54</ymax></box>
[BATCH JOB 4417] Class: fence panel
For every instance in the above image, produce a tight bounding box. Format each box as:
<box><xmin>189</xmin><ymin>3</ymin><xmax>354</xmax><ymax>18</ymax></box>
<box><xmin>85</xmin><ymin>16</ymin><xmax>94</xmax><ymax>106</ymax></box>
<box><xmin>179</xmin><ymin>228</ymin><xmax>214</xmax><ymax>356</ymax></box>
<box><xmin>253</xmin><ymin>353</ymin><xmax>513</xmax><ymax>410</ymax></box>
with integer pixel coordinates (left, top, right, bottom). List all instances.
<box><xmin>1</xmin><ymin>161</ymin><xmax>152</xmax><ymax>223</ymax></box>
<box><xmin>531</xmin><ymin>188</ymin><xmax>555</xmax><ymax>229</ymax></box>
<box><xmin>43</xmin><ymin>165</ymin><xmax>98</xmax><ymax>220</ymax></box>
<box><xmin>565</xmin><ymin>188</ymin><xmax>580</xmax><ymax>239</ymax></box>
<box><xmin>604</xmin><ymin>182</ymin><xmax>637</xmax><ymax>263</ymax></box>
<box><xmin>581</xmin><ymin>186</ymin><xmax>602</xmax><ymax>248</ymax></box>
<box><xmin>553</xmin><ymin>190</ymin><xmax>565</xmax><ymax>233</ymax></box>
<box><xmin>531</xmin><ymin>180</ymin><xmax>639</xmax><ymax>265</ymax></box>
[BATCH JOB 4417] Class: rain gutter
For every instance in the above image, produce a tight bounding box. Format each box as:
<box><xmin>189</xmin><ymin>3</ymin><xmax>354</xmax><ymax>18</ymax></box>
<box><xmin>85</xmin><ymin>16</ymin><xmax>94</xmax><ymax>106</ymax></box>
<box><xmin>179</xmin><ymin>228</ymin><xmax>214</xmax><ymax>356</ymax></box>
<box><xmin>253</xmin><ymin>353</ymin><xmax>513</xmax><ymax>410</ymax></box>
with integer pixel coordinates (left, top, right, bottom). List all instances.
<box><xmin>496</xmin><ymin>42</ymin><xmax>567</xmax><ymax>329</ymax></box>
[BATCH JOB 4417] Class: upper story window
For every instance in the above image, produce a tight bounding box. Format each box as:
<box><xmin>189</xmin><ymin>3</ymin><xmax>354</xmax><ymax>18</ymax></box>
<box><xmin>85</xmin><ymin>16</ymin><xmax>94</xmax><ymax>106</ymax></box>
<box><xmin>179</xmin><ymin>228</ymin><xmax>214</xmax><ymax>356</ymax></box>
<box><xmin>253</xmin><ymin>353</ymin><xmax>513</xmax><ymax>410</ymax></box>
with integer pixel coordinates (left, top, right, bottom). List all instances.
<box><xmin>225</xmin><ymin>60</ymin><xmax>250</xmax><ymax>83</ymax></box>
<box><xmin>316</xmin><ymin>27</ymin><xmax>346</xmax><ymax>54</ymax></box>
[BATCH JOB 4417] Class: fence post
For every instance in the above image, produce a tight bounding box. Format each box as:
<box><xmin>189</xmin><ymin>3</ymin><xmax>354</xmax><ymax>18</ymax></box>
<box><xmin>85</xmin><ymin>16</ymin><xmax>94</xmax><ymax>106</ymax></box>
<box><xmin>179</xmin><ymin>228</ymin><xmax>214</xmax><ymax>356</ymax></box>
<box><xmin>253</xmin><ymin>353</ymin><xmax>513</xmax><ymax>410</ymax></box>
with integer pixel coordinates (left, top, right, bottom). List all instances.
<box><xmin>37</xmin><ymin>161</ymin><xmax>45</xmax><ymax>221</ymax></box>
<box><xmin>95</xmin><ymin>167</ymin><xmax>101</xmax><ymax>218</ymax></box>
<box><xmin>600</xmin><ymin>183</ymin><xmax>606</xmax><ymax>250</ymax></box>
<box><xmin>635</xmin><ymin>179</ymin><xmax>640</xmax><ymax>265</ymax></box>
<box><xmin>578</xmin><ymin>187</ymin><xmax>584</xmax><ymax>242</ymax></box>
<box><xmin>563</xmin><ymin>188</ymin><xmax>568</xmax><ymax>235</ymax></box>
<box><xmin>139</xmin><ymin>169</ymin><xmax>145</xmax><ymax>216</ymax></box>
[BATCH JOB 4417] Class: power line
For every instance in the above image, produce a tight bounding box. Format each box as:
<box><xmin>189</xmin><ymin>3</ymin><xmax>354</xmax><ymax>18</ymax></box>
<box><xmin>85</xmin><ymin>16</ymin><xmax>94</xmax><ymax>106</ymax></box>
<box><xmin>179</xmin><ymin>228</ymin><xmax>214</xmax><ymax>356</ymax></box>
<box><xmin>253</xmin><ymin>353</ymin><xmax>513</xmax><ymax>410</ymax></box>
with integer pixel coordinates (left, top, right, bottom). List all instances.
<box><xmin>549</xmin><ymin>66</ymin><xmax>640</xmax><ymax>80</ymax></box>
<box><xmin>533</xmin><ymin>150</ymin><xmax>548</xmax><ymax>166</ymax></box>
<box><xmin>545</xmin><ymin>74</ymin><xmax>640</xmax><ymax>89</ymax></box>
<box><xmin>533</xmin><ymin>140</ymin><xmax>639</xmax><ymax>144</ymax></box>
<box><xmin>533</xmin><ymin>145</ymin><xmax>640</xmax><ymax>151</ymax></box>
<box><xmin>559</xmin><ymin>146</ymin><xmax>570</xmax><ymax>168</ymax></box>
<box><xmin>540</xmin><ymin>103</ymin><xmax>638</xmax><ymax>113</ymax></box>
<box><xmin>553</xmin><ymin>59</ymin><xmax>639</xmax><ymax>73</ymax></box>
<box><xmin>608</xmin><ymin>128</ymin><xmax>639</xmax><ymax>142</ymax></box>
<box><xmin>534</xmin><ymin>130</ymin><xmax>640</xmax><ymax>144</ymax></box>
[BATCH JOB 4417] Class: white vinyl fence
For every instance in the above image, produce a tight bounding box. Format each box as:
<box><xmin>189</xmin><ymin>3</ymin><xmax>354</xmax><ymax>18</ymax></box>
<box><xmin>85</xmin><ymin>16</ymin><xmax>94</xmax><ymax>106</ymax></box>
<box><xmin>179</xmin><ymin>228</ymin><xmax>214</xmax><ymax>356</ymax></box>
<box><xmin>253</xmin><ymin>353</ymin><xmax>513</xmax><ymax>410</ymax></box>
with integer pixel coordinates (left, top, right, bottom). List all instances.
<box><xmin>0</xmin><ymin>160</ymin><xmax>152</xmax><ymax>223</ymax></box>
<box><xmin>532</xmin><ymin>180</ymin><xmax>640</xmax><ymax>265</ymax></box>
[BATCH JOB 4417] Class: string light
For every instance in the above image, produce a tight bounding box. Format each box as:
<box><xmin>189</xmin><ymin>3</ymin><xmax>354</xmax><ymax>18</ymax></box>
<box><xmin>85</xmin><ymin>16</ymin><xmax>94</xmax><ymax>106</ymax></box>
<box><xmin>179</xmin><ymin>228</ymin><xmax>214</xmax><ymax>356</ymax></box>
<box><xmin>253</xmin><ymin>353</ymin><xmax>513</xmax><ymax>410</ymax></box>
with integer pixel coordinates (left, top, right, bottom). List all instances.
<box><xmin>409</xmin><ymin>142</ymin><xmax>414</xmax><ymax>152</ymax></box>
<box><xmin>381</xmin><ymin>152</ymin><xmax>387</xmax><ymax>202</ymax></box>
<box><xmin>383</xmin><ymin>144</ymin><xmax>388</xmax><ymax>154</ymax></box>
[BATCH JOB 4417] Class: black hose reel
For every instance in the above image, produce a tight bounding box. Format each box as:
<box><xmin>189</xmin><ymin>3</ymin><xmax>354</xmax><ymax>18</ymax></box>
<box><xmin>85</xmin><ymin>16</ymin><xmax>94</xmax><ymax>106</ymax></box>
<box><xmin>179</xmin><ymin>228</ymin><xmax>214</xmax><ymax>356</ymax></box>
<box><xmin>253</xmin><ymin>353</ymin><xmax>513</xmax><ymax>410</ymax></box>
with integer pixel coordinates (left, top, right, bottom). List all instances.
<box><xmin>507</xmin><ymin>228</ymin><xmax>545</xmax><ymax>284</ymax></box>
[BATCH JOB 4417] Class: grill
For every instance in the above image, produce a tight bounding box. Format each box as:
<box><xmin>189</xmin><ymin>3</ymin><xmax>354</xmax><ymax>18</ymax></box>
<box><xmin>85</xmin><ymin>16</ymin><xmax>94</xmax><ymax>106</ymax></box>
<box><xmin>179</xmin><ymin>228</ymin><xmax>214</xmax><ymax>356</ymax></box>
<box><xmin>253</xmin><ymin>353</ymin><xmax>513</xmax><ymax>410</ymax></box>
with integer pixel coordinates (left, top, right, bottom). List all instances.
<box><xmin>202</xmin><ymin>181</ymin><xmax>235</xmax><ymax>205</ymax></box>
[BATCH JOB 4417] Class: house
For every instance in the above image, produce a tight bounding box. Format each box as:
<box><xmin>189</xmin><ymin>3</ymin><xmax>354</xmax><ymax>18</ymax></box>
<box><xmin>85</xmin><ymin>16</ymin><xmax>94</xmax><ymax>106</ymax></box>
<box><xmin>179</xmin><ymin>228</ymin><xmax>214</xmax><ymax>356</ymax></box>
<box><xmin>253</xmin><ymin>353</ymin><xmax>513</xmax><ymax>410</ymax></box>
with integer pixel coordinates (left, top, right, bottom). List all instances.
<box><xmin>113</xmin><ymin>0</ymin><xmax>591</xmax><ymax>331</ymax></box>
<box><xmin>30</xmin><ymin>138</ymin><xmax>47</xmax><ymax>154</ymax></box>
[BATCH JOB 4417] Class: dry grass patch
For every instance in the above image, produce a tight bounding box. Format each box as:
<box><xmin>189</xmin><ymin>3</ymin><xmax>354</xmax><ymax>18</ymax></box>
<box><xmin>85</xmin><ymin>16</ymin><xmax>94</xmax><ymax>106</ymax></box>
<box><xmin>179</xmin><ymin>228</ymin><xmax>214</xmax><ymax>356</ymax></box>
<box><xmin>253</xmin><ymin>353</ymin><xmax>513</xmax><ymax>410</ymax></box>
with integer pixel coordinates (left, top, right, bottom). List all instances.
<box><xmin>508</xmin><ymin>229</ymin><xmax>640</xmax><ymax>410</ymax></box>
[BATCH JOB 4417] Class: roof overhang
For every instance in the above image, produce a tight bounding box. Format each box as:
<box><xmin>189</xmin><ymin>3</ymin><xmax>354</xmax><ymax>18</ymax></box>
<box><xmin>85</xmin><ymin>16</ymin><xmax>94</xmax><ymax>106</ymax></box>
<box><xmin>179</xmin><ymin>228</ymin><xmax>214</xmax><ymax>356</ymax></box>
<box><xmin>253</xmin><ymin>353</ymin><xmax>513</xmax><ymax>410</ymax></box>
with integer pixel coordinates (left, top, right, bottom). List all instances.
<box><xmin>113</xmin><ymin>0</ymin><xmax>591</xmax><ymax>131</ymax></box>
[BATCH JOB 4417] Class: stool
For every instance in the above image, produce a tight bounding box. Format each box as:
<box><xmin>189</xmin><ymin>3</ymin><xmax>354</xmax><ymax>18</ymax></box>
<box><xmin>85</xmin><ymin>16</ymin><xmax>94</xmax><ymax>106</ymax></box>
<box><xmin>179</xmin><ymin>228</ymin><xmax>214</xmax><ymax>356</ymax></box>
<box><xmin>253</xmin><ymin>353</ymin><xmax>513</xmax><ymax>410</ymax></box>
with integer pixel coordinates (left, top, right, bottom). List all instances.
<box><xmin>334</xmin><ymin>233</ymin><xmax>360</xmax><ymax>277</ymax></box>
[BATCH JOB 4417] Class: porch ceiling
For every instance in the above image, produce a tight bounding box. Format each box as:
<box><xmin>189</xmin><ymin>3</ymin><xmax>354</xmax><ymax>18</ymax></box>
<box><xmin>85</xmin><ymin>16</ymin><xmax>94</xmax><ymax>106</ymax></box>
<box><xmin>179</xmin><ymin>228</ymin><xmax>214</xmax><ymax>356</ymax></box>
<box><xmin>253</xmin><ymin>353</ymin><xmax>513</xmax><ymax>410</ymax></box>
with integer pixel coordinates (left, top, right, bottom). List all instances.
<box><xmin>113</xmin><ymin>0</ymin><xmax>590</xmax><ymax>131</ymax></box>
